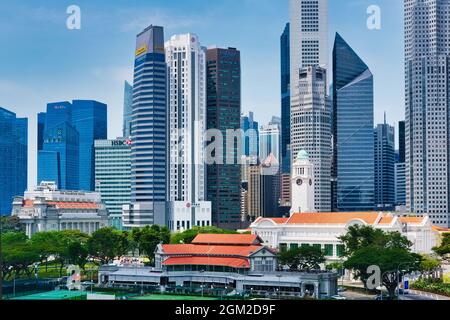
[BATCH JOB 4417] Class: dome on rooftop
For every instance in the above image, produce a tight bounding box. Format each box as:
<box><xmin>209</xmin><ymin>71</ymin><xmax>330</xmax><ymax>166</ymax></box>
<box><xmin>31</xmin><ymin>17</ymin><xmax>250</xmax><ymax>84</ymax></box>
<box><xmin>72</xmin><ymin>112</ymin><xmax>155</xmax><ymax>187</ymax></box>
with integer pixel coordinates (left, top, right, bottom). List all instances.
<box><xmin>297</xmin><ymin>150</ymin><xmax>309</xmax><ymax>161</ymax></box>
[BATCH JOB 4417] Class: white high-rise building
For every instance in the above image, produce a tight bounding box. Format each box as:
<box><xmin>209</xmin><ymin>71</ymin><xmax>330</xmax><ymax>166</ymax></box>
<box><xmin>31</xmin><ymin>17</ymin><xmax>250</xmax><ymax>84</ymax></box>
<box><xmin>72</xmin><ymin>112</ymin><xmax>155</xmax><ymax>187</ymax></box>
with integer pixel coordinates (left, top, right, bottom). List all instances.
<box><xmin>405</xmin><ymin>0</ymin><xmax>450</xmax><ymax>227</ymax></box>
<box><xmin>289</xmin><ymin>0</ymin><xmax>328</xmax><ymax>102</ymax></box>
<box><xmin>165</xmin><ymin>34</ymin><xmax>211</xmax><ymax>232</ymax></box>
<box><xmin>291</xmin><ymin>66</ymin><xmax>331</xmax><ymax>212</ymax></box>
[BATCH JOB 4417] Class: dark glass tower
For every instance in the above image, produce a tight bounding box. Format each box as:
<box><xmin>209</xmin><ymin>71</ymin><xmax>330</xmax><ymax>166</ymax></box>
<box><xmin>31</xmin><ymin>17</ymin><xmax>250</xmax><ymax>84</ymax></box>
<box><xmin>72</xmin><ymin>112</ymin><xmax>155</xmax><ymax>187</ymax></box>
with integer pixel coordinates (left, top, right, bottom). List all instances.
<box><xmin>72</xmin><ymin>100</ymin><xmax>107</xmax><ymax>191</ymax></box>
<box><xmin>332</xmin><ymin>33</ymin><xmax>374</xmax><ymax>212</ymax></box>
<box><xmin>123</xmin><ymin>25</ymin><xmax>167</xmax><ymax>228</ymax></box>
<box><xmin>0</xmin><ymin>107</ymin><xmax>28</xmax><ymax>216</ymax></box>
<box><xmin>280</xmin><ymin>23</ymin><xmax>291</xmax><ymax>174</ymax></box>
<box><xmin>37</xmin><ymin>112</ymin><xmax>46</xmax><ymax>151</ymax></box>
<box><xmin>206</xmin><ymin>47</ymin><xmax>241</xmax><ymax>229</ymax></box>
<box><xmin>374</xmin><ymin>115</ymin><xmax>395</xmax><ymax>210</ymax></box>
<box><xmin>398</xmin><ymin>120</ymin><xmax>405</xmax><ymax>164</ymax></box>
<box><xmin>123</xmin><ymin>81</ymin><xmax>133</xmax><ymax>138</ymax></box>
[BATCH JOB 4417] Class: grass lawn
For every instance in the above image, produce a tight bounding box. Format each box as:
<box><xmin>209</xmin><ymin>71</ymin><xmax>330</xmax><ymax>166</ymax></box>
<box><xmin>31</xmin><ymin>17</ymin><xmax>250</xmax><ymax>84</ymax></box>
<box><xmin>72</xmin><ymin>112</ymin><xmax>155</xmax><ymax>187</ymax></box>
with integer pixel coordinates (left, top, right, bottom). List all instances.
<box><xmin>132</xmin><ymin>294</ymin><xmax>218</xmax><ymax>300</ymax></box>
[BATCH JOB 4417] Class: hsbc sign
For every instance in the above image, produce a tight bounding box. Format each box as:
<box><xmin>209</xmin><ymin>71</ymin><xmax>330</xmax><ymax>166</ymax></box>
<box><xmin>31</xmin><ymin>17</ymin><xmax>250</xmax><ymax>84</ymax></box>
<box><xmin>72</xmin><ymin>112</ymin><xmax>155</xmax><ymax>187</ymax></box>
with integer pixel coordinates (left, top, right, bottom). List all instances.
<box><xmin>111</xmin><ymin>139</ymin><xmax>132</xmax><ymax>147</ymax></box>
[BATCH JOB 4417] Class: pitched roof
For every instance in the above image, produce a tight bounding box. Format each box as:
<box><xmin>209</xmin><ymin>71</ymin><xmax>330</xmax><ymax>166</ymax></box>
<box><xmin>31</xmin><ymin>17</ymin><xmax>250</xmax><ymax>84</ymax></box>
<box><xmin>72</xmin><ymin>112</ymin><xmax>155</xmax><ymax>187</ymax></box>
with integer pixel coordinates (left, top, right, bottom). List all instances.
<box><xmin>23</xmin><ymin>200</ymin><xmax>99</xmax><ymax>209</ymax></box>
<box><xmin>161</xmin><ymin>244</ymin><xmax>262</xmax><ymax>257</ymax></box>
<box><xmin>286</xmin><ymin>212</ymin><xmax>381</xmax><ymax>225</ymax></box>
<box><xmin>191</xmin><ymin>234</ymin><xmax>262</xmax><ymax>246</ymax></box>
<box><xmin>163</xmin><ymin>257</ymin><xmax>250</xmax><ymax>269</ymax></box>
<box><xmin>399</xmin><ymin>217</ymin><xmax>426</xmax><ymax>224</ymax></box>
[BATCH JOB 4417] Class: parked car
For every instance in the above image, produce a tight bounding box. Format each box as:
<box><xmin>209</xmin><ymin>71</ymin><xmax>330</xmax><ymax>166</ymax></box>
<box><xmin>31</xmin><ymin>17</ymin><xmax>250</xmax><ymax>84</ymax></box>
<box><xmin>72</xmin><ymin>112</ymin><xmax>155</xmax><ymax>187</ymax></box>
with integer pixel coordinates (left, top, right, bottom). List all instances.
<box><xmin>331</xmin><ymin>295</ymin><xmax>347</xmax><ymax>300</ymax></box>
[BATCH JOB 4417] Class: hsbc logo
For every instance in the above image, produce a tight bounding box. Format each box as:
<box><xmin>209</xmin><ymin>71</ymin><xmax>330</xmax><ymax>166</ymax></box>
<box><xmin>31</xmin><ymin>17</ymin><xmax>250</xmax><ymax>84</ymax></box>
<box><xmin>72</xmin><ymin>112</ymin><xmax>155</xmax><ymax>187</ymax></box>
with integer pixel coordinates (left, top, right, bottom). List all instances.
<box><xmin>111</xmin><ymin>139</ymin><xmax>132</xmax><ymax>146</ymax></box>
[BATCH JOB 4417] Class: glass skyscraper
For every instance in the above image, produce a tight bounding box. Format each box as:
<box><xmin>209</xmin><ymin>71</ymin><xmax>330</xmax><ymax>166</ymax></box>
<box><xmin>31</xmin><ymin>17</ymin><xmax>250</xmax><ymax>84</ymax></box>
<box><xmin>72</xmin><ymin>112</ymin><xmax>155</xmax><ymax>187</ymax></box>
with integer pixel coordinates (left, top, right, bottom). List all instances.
<box><xmin>122</xmin><ymin>25</ymin><xmax>168</xmax><ymax>228</ymax></box>
<box><xmin>37</xmin><ymin>112</ymin><xmax>46</xmax><ymax>151</ymax></box>
<box><xmin>374</xmin><ymin>115</ymin><xmax>395</xmax><ymax>210</ymax></box>
<box><xmin>241</xmin><ymin>112</ymin><xmax>259</xmax><ymax>159</ymax></box>
<box><xmin>72</xmin><ymin>100</ymin><xmax>108</xmax><ymax>191</ymax></box>
<box><xmin>123</xmin><ymin>81</ymin><xmax>133</xmax><ymax>138</ymax></box>
<box><xmin>280</xmin><ymin>23</ymin><xmax>291</xmax><ymax>174</ymax></box>
<box><xmin>332</xmin><ymin>33</ymin><xmax>374</xmax><ymax>212</ymax></box>
<box><xmin>259</xmin><ymin>123</ymin><xmax>280</xmax><ymax>163</ymax></box>
<box><xmin>0</xmin><ymin>107</ymin><xmax>28</xmax><ymax>216</ymax></box>
<box><xmin>206</xmin><ymin>47</ymin><xmax>242</xmax><ymax>229</ymax></box>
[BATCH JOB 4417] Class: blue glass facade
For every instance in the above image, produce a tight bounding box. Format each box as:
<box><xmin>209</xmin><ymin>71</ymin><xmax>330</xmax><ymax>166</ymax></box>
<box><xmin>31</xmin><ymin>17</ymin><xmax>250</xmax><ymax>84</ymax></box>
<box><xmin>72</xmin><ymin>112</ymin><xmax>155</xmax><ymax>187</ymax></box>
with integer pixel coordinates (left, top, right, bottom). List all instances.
<box><xmin>241</xmin><ymin>112</ymin><xmax>259</xmax><ymax>159</ymax></box>
<box><xmin>0</xmin><ymin>107</ymin><xmax>28</xmax><ymax>216</ymax></box>
<box><xmin>72</xmin><ymin>100</ymin><xmax>107</xmax><ymax>191</ymax></box>
<box><xmin>123</xmin><ymin>81</ymin><xmax>133</xmax><ymax>138</ymax></box>
<box><xmin>37</xmin><ymin>112</ymin><xmax>46</xmax><ymax>151</ymax></box>
<box><xmin>333</xmin><ymin>33</ymin><xmax>374</xmax><ymax>212</ymax></box>
<box><xmin>280</xmin><ymin>23</ymin><xmax>291</xmax><ymax>174</ymax></box>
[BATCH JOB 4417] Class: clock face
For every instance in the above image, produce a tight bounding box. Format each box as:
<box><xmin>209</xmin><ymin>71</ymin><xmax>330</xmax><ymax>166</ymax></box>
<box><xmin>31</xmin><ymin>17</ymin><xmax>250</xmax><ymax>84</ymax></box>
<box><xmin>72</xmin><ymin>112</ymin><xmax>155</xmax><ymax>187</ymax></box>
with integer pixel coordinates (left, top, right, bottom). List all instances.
<box><xmin>296</xmin><ymin>179</ymin><xmax>303</xmax><ymax>186</ymax></box>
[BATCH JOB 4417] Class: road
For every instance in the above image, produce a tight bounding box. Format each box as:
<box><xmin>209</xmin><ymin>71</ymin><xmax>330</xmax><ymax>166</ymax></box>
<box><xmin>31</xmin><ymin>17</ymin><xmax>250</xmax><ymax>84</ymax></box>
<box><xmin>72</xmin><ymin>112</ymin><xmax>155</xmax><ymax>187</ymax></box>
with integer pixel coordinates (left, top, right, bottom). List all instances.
<box><xmin>340</xmin><ymin>289</ymin><xmax>450</xmax><ymax>301</ymax></box>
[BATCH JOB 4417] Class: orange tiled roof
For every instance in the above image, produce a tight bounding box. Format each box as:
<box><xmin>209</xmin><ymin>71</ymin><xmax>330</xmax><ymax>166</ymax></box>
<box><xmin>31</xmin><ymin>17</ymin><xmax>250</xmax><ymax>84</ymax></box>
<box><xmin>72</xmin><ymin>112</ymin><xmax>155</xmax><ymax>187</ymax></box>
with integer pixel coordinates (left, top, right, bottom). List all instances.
<box><xmin>192</xmin><ymin>234</ymin><xmax>261</xmax><ymax>246</ymax></box>
<box><xmin>161</xmin><ymin>244</ymin><xmax>262</xmax><ymax>257</ymax></box>
<box><xmin>163</xmin><ymin>256</ymin><xmax>250</xmax><ymax>269</ymax></box>
<box><xmin>432</xmin><ymin>226</ymin><xmax>450</xmax><ymax>232</ymax></box>
<box><xmin>23</xmin><ymin>200</ymin><xmax>98</xmax><ymax>209</ymax></box>
<box><xmin>286</xmin><ymin>212</ymin><xmax>381</xmax><ymax>225</ymax></box>
<box><xmin>399</xmin><ymin>217</ymin><xmax>426</xmax><ymax>224</ymax></box>
<box><xmin>378</xmin><ymin>216</ymin><xmax>395</xmax><ymax>225</ymax></box>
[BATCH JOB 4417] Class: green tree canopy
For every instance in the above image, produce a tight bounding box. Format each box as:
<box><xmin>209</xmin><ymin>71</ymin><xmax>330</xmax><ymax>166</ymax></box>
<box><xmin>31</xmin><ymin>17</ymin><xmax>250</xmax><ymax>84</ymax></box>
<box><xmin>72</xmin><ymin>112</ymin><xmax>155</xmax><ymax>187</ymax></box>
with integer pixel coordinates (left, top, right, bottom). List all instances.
<box><xmin>131</xmin><ymin>225</ymin><xmax>170</xmax><ymax>264</ymax></box>
<box><xmin>433</xmin><ymin>233</ymin><xmax>450</xmax><ymax>258</ymax></box>
<box><xmin>87</xmin><ymin>228</ymin><xmax>129</xmax><ymax>265</ymax></box>
<box><xmin>277</xmin><ymin>246</ymin><xmax>326</xmax><ymax>272</ymax></box>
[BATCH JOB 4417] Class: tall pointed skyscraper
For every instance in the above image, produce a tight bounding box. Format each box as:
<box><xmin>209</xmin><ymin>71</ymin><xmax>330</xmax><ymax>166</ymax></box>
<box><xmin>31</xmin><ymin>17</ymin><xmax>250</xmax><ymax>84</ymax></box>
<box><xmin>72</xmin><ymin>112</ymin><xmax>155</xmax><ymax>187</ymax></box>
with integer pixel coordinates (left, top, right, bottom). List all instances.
<box><xmin>123</xmin><ymin>81</ymin><xmax>133</xmax><ymax>139</ymax></box>
<box><xmin>332</xmin><ymin>33</ymin><xmax>374</xmax><ymax>212</ymax></box>
<box><xmin>405</xmin><ymin>0</ymin><xmax>450</xmax><ymax>227</ymax></box>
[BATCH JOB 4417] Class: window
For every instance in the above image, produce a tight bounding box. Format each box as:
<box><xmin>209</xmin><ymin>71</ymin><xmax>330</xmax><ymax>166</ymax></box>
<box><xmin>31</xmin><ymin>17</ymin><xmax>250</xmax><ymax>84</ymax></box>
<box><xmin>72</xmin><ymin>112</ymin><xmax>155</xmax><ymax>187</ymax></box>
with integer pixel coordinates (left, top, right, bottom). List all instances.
<box><xmin>324</xmin><ymin>244</ymin><xmax>333</xmax><ymax>257</ymax></box>
<box><xmin>337</xmin><ymin>245</ymin><xmax>346</xmax><ymax>257</ymax></box>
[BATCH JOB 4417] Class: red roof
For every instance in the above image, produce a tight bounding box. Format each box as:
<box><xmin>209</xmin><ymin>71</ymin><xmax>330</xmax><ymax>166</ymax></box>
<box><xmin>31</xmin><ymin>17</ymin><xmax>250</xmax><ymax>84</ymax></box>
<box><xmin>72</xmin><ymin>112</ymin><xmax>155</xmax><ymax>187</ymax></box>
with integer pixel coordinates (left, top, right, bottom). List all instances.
<box><xmin>23</xmin><ymin>200</ymin><xmax>98</xmax><ymax>209</ymax></box>
<box><xmin>163</xmin><ymin>257</ymin><xmax>250</xmax><ymax>269</ymax></box>
<box><xmin>161</xmin><ymin>244</ymin><xmax>262</xmax><ymax>257</ymax></box>
<box><xmin>191</xmin><ymin>234</ymin><xmax>262</xmax><ymax>246</ymax></box>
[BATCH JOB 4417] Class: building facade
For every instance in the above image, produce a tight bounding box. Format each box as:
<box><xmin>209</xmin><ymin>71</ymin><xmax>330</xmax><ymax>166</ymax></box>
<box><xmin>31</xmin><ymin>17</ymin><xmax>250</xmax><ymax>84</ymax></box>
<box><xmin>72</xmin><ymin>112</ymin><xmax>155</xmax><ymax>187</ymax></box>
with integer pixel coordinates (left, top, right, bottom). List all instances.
<box><xmin>332</xmin><ymin>33</ymin><xmax>374</xmax><ymax>212</ymax></box>
<box><xmin>206</xmin><ymin>47</ymin><xmax>242</xmax><ymax>229</ymax></box>
<box><xmin>95</xmin><ymin>138</ymin><xmax>132</xmax><ymax>230</ymax></box>
<box><xmin>165</xmin><ymin>33</ymin><xmax>211</xmax><ymax>232</ymax></box>
<box><xmin>259</xmin><ymin>123</ymin><xmax>280</xmax><ymax>163</ymax></box>
<box><xmin>281</xmin><ymin>23</ymin><xmax>291</xmax><ymax>175</ymax></box>
<box><xmin>291</xmin><ymin>150</ymin><xmax>315</xmax><ymax>214</ymax></box>
<box><xmin>405</xmin><ymin>0</ymin><xmax>450</xmax><ymax>227</ymax></box>
<box><xmin>123</xmin><ymin>25</ymin><xmax>168</xmax><ymax>229</ymax></box>
<box><xmin>13</xmin><ymin>182</ymin><xmax>108</xmax><ymax>237</ymax></box>
<box><xmin>0</xmin><ymin>107</ymin><xmax>28</xmax><ymax>216</ymax></box>
<box><xmin>291</xmin><ymin>66</ymin><xmax>331</xmax><ymax>212</ymax></box>
<box><xmin>395</xmin><ymin>162</ymin><xmax>406</xmax><ymax>207</ymax></box>
<box><xmin>241</xmin><ymin>112</ymin><xmax>259</xmax><ymax>159</ymax></box>
<box><xmin>123</xmin><ymin>81</ymin><xmax>133</xmax><ymax>139</ymax></box>
<box><xmin>374</xmin><ymin>116</ymin><xmax>396</xmax><ymax>211</ymax></box>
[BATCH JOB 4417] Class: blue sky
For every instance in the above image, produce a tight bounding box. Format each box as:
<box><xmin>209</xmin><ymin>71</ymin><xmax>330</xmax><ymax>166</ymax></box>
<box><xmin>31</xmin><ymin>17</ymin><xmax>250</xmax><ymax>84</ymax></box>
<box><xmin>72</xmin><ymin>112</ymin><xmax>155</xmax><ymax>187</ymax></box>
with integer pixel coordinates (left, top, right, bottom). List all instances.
<box><xmin>0</xmin><ymin>0</ymin><xmax>404</xmax><ymax>187</ymax></box>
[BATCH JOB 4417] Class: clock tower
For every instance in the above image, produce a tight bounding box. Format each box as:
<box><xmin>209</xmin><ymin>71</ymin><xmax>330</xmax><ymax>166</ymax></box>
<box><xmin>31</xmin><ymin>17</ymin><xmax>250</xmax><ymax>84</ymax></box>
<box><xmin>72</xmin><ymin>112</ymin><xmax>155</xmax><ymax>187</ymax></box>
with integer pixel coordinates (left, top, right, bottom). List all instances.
<box><xmin>291</xmin><ymin>150</ymin><xmax>315</xmax><ymax>215</ymax></box>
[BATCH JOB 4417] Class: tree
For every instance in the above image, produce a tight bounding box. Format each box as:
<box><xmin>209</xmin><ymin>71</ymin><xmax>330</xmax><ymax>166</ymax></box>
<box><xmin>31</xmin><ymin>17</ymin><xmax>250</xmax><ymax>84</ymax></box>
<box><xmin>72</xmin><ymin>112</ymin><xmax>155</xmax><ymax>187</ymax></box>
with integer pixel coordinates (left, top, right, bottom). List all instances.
<box><xmin>30</xmin><ymin>231</ymin><xmax>66</xmax><ymax>273</ymax></box>
<box><xmin>343</xmin><ymin>246</ymin><xmax>421</xmax><ymax>298</ymax></box>
<box><xmin>277</xmin><ymin>246</ymin><xmax>326</xmax><ymax>272</ymax></box>
<box><xmin>87</xmin><ymin>228</ymin><xmax>129</xmax><ymax>265</ymax></box>
<box><xmin>170</xmin><ymin>226</ymin><xmax>238</xmax><ymax>244</ymax></box>
<box><xmin>433</xmin><ymin>233</ymin><xmax>450</xmax><ymax>259</ymax></box>
<box><xmin>134</xmin><ymin>225</ymin><xmax>171</xmax><ymax>264</ymax></box>
<box><xmin>2</xmin><ymin>232</ymin><xmax>39</xmax><ymax>279</ymax></box>
<box><xmin>420</xmin><ymin>254</ymin><xmax>441</xmax><ymax>276</ymax></box>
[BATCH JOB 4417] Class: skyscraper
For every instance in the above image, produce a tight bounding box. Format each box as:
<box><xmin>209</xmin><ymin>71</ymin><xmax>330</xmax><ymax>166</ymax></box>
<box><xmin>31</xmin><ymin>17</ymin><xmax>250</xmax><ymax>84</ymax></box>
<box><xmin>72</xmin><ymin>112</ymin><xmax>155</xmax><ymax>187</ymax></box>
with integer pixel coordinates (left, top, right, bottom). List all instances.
<box><xmin>291</xmin><ymin>66</ymin><xmax>331</xmax><ymax>212</ymax></box>
<box><xmin>332</xmin><ymin>33</ymin><xmax>374</xmax><ymax>212</ymax></box>
<box><xmin>396</xmin><ymin>120</ymin><xmax>406</xmax><ymax>206</ymax></box>
<box><xmin>241</xmin><ymin>112</ymin><xmax>259</xmax><ymax>159</ymax></box>
<box><xmin>404</xmin><ymin>0</ymin><xmax>450</xmax><ymax>227</ymax></box>
<box><xmin>374</xmin><ymin>115</ymin><xmax>396</xmax><ymax>211</ymax></box>
<box><xmin>259</xmin><ymin>123</ymin><xmax>281</xmax><ymax>164</ymax></box>
<box><xmin>289</xmin><ymin>0</ymin><xmax>328</xmax><ymax>106</ymax></box>
<box><xmin>0</xmin><ymin>107</ymin><xmax>27</xmax><ymax>216</ymax></box>
<box><xmin>281</xmin><ymin>23</ymin><xmax>291</xmax><ymax>174</ymax></box>
<box><xmin>95</xmin><ymin>138</ymin><xmax>132</xmax><ymax>230</ymax></box>
<box><xmin>123</xmin><ymin>25</ymin><xmax>168</xmax><ymax>228</ymax></box>
<box><xmin>37</xmin><ymin>112</ymin><xmax>46</xmax><ymax>151</ymax></box>
<box><xmin>38</xmin><ymin>102</ymin><xmax>79</xmax><ymax>190</ymax></box>
<box><xmin>72</xmin><ymin>100</ymin><xmax>108</xmax><ymax>191</ymax></box>
<box><xmin>206</xmin><ymin>47</ymin><xmax>242</xmax><ymax>229</ymax></box>
<box><xmin>123</xmin><ymin>81</ymin><xmax>133</xmax><ymax>138</ymax></box>
<box><xmin>398</xmin><ymin>120</ymin><xmax>405</xmax><ymax>163</ymax></box>
<box><xmin>165</xmin><ymin>33</ymin><xmax>211</xmax><ymax>231</ymax></box>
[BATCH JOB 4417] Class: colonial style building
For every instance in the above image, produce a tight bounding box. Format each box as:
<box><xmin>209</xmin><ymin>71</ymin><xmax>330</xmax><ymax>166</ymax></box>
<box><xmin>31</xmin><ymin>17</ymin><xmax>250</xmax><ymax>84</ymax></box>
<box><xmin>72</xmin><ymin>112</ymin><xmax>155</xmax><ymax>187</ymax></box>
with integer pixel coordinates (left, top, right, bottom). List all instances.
<box><xmin>251</xmin><ymin>212</ymin><xmax>437</xmax><ymax>260</ymax></box>
<box><xmin>12</xmin><ymin>182</ymin><xmax>108</xmax><ymax>237</ymax></box>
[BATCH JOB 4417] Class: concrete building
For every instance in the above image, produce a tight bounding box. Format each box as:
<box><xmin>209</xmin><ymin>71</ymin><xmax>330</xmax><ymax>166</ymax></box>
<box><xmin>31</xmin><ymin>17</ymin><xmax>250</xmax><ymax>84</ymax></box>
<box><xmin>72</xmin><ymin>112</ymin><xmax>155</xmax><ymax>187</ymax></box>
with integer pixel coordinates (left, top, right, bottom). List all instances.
<box><xmin>95</xmin><ymin>138</ymin><xmax>132</xmax><ymax>230</ymax></box>
<box><xmin>405</xmin><ymin>0</ymin><xmax>450</xmax><ymax>227</ymax></box>
<box><xmin>251</xmin><ymin>212</ymin><xmax>438</xmax><ymax>259</ymax></box>
<box><xmin>12</xmin><ymin>182</ymin><xmax>108</xmax><ymax>237</ymax></box>
<box><xmin>165</xmin><ymin>33</ymin><xmax>211</xmax><ymax>232</ymax></box>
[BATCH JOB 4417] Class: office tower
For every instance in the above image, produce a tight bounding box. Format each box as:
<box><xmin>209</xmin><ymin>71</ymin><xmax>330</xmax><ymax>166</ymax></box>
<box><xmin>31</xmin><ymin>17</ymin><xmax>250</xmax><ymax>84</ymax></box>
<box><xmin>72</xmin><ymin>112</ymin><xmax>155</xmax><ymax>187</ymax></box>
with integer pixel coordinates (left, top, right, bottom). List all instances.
<box><xmin>95</xmin><ymin>138</ymin><xmax>131</xmax><ymax>230</ymax></box>
<box><xmin>123</xmin><ymin>25</ymin><xmax>168</xmax><ymax>228</ymax></box>
<box><xmin>374</xmin><ymin>115</ymin><xmax>396</xmax><ymax>210</ymax></box>
<box><xmin>259</xmin><ymin>123</ymin><xmax>280</xmax><ymax>163</ymax></box>
<box><xmin>289</xmin><ymin>0</ymin><xmax>329</xmax><ymax>107</ymax></box>
<box><xmin>395</xmin><ymin>163</ymin><xmax>406</xmax><ymax>206</ymax></box>
<box><xmin>291</xmin><ymin>66</ymin><xmax>331</xmax><ymax>212</ymax></box>
<box><xmin>398</xmin><ymin>120</ymin><xmax>405</xmax><ymax>163</ymax></box>
<box><xmin>37</xmin><ymin>112</ymin><xmax>46</xmax><ymax>151</ymax></box>
<box><xmin>241</xmin><ymin>111</ymin><xmax>259</xmax><ymax>160</ymax></box>
<box><xmin>165</xmin><ymin>33</ymin><xmax>211</xmax><ymax>231</ymax></box>
<box><xmin>38</xmin><ymin>102</ymin><xmax>79</xmax><ymax>190</ymax></box>
<box><xmin>206</xmin><ymin>47</ymin><xmax>242</xmax><ymax>229</ymax></box>
<box><xmin>0</xmin><ymin>108</ymin><xmax>27</xmax><ymax>216</ymax></box>
<box><xmin>281</xmin><ymin>23</ymin><xmax>291</xmax><ymax>174</ymax></box>
<box><xmin>72</xmin><ymin>100</ymin><xmax>108</xmax><ymax>191</ymax></box>
<box><xmin>405</xmin><ymin>0</ymin><xmax>450</xmax><ymax>227</ymax></box>
<box><xmin>332</xmin><ymin>33</ymin><xmax>375</xmax><ymax>212</ymax></box>
<box><xmin>123</xmin><ymin>81</ymin><xmax>133</xmax><ymax>138</ymax></box>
